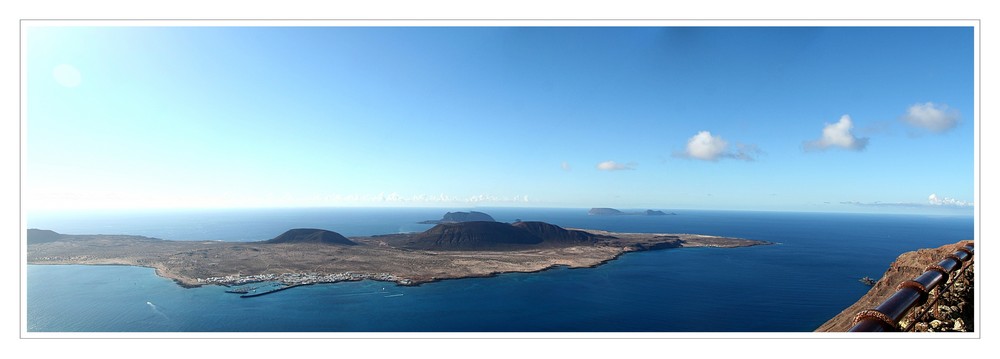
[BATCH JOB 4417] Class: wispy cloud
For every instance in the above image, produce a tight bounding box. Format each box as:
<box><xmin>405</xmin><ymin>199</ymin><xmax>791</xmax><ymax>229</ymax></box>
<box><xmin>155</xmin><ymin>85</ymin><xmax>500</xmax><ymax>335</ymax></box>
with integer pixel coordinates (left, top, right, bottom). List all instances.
<box><xmin>560</xmin><ymin>161</ymin><xmax>572</xmax><ymax>171</ymax></box>
<box><xmin>857</xmin><ymin>120</ymin><xmax>895</xmax><ymax>137</ymax></box>
<box><xmin>840</xmin><ymin>201</ymin><xmax>924</xmax><ymax>208</ymax></box>
<box><xmin>596</xmin><ymin>160</ymin><xmax>636</xmax><ymax>171</ymax></box>
<box><xmin>732</xmin><ymin>143</ymin><xmax>763</xmax><ymax>161</ymax></box>
<box><xmin>840</xmin><ymin>193</ymin><xmax>973</xmax><ymax>209</ymax></box>
<box><xmin>675</xmin><ymin>131</ymin><xmax>760</xmax><ymax>161</ymax></box>
<box><xmin>333</xmin><ymin>192</ymin><xmax>532</xmax><ymax>204</ymax></box>
<box><xmin>901</xmin><ymin>102</ymin><xmax>960</xmax><ymax>133</ymax></box>
<box><xmin>928</xmin><ymin>193</ymin><xmax>972</xmax><ymax>207</ymax></box>
<box><xmin>804</xmin><ymin>115</ymin><xmax>869</xmax><ymax>151</ymax></box>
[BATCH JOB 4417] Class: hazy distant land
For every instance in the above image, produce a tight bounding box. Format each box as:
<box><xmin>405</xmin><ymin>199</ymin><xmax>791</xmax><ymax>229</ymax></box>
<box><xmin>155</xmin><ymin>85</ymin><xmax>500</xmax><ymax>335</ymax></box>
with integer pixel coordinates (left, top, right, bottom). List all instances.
<box><xmin>418</xmin><ymin>210</ymin><xmax>497</xmax><ymax>224</ymax></box>
<box><xmin>588</xmin><ymin>208</ymin><xmax>676</xmax><ymax>216</ymax></box>
<box><xmin>27</xmin><ymin>220</ymin><xmax>770</xmax><ymax>291</ymax></box>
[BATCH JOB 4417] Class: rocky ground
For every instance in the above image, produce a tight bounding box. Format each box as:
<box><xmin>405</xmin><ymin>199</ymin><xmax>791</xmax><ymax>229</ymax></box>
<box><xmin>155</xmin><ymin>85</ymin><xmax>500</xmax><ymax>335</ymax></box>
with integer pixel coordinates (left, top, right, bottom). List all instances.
<box><xmin>904</xmin><ymin>263</ymin><xmax>973</xmax><ymax>332</ymax></box>
<box><xmin>27</xmin><ymin>228</ymin><xmax>770</xmax><ymax>288</ymax></box>
<box><xmin>815</xmin><ymin>240</ymin><xmax>974</xmax><ymax>332</ymax></box>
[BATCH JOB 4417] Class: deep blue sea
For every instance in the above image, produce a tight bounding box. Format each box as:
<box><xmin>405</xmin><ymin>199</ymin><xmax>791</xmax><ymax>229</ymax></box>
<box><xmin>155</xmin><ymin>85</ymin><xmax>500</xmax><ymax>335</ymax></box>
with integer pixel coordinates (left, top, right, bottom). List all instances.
<box><xmin>25</xmin><ymin>208</ymin><xmax>974</xmax><ymax>332</ymax></box>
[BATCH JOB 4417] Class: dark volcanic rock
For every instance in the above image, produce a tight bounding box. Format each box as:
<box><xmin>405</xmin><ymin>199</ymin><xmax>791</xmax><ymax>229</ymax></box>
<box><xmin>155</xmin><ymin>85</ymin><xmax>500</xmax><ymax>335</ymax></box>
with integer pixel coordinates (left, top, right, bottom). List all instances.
<box><xmin>27</xmin><ymin>229</ymin><xmax>65</xmax><ymax>244</ymax></box>
<box><xmin>419</xmin><ymin>211</ymin><xmax>496</xmax><ymax>224</ymax></box>
<box><xmin>815</xmin><ymin>241</ymin><xmax>974</xmax><ymax>332</ymax></box>
<box><xmin>403</xmin><ymin>221</ymin><xmax>619</xmax><ymax>251</ymax></box>
<box><xmin>404</xmin><ymin>221</ymin><xmax>542</xmax><ymax>250</ymax></box>
<box><xmin>511</xmin><ymin>221</ymin><xmax>606</xmax><ymax>244</ymax></box>
<box><xmin>629</xmin><ymin>236</ymin><xmax>683</xmax><ymax>250</ymax></box>
<box><xmin>264</xmin><ymin>228</ymin><xmax>357</xmax><ymax>245</ymax></box>
<box><xmin>588</xmin><ymin>208</ymin><xmax>624</xmax><ymax>215</ymax></box>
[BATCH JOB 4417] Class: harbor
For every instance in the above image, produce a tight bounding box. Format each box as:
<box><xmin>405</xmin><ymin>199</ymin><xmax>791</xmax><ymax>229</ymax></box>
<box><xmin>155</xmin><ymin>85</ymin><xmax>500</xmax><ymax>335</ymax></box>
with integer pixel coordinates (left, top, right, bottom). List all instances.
<box><xmin>237</xmin><ymin>283</ymin><xmax>302</xmax><ymax>298</ymax></box>
<box><xmin>204</xmin><ymin>271</ymin><xmax>415</xmax><ymax>298</ymax></box>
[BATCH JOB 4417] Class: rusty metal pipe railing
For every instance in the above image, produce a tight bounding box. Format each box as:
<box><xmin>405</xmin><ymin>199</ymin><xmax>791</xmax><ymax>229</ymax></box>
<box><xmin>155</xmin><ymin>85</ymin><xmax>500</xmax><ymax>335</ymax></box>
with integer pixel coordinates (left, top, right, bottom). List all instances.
<box><xmin>849</xmin><ymin>242</ymin><xmax>974</xmax><ymax>332</ymax></box>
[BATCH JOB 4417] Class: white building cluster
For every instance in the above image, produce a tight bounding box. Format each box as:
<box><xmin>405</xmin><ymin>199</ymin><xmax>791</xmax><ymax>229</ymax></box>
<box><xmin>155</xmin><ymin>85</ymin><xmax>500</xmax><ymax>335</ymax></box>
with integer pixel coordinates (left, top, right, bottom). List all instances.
<box><xmin>197</xmin><ymin>271</ymin><xmax>413</xmax><ymax>286</ymax></box>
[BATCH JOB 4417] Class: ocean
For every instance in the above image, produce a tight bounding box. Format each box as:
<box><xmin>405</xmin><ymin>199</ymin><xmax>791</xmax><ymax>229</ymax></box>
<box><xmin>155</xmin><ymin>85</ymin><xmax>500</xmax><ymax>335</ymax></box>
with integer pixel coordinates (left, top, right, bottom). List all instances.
<box><xmin>25</xmin><ymin>208</ymin><xmax>974</xmax><ymax>332</ymax></box>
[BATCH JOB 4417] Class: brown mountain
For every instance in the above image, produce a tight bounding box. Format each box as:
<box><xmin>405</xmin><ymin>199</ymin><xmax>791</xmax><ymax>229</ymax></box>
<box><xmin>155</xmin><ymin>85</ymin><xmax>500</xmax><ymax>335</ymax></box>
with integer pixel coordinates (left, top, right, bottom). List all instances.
<box><xmin>403</xmin><ymin>221</ymin><xmax>540</xmax><ymax>250</ymax></box>
<box><xmin>402</xmin><ymin>221</ymin><xmax>616</xmax><ymax>251</ymax></box>
<box><xmin>27</xmin><ymin>229</ymin><xmax>65</xmax><ymax>244</ymax></box>
<box><xmin>511</xmin><ymin>221</ymin><xmax>608</xmax><ymax>244</ymax></box>
<box><xmin>263</xmin><ymin>228</ymin><xmax>357</xmax><ymax>245</ymax></box>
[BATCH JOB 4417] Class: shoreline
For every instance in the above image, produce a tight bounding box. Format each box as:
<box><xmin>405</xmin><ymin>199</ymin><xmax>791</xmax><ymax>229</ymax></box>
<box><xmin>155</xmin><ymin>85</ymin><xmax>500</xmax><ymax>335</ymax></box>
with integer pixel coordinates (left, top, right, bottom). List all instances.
<box><xmin>27</xmin><ymin>227</ymin><xmax>772</xmax><ymax>294</ymax></box>
<box><xmin>28</xmin><ymin>238</ymin><xmax>772</xmax><ymax>292</ymax></box>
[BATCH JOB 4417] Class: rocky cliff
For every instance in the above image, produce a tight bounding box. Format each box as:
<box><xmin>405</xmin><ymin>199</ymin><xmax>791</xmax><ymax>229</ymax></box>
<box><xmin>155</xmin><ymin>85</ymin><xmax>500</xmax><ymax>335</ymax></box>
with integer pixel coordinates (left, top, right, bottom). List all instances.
<box><xmin>815</xmin><ymin>240</ymin><xmax>974</xmax><ymax>332</ymax></box>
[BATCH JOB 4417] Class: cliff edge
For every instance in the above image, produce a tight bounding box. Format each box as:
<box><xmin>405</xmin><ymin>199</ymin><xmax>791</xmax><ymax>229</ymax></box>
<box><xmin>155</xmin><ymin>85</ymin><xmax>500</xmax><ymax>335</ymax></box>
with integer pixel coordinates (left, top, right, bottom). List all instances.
<box><xmin>815</xmin><ymin>240</ymin><xmax>974</xmax><ymax>332</ymax></box>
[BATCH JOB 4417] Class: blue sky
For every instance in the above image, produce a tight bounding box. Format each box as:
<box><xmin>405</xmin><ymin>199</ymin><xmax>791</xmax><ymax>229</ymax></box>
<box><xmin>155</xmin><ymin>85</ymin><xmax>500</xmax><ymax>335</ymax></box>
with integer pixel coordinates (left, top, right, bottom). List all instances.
<box><xmin>25</xmin><ymin>26</ymin><xmax>975</xmax><ymax>213</ymax></box>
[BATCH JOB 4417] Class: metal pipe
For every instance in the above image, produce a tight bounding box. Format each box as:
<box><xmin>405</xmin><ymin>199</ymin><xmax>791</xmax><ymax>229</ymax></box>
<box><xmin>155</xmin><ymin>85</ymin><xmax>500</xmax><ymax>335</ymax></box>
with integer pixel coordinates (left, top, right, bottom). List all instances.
<box><xmin>848</xmin><ymin>242</ymin><xmax>973</xmax><ymax>332</ymax></box>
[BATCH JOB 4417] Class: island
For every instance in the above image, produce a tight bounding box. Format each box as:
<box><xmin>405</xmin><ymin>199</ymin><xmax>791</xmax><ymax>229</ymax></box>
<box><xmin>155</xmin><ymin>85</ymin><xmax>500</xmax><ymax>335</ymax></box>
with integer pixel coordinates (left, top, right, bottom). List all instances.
<box><xmin>588</xmin><ymin>208</ymin><xmax>676</xmax><ymax>216</ymax></box>
<box><xmin>418</xmin><ymin>211</ymin><xmax>496</xmax><ymax>224</ymax></box>
<box><xmin>26</xmin><ymin>222</ymin><xmax>770</xmax><ymax>296</ymax></box>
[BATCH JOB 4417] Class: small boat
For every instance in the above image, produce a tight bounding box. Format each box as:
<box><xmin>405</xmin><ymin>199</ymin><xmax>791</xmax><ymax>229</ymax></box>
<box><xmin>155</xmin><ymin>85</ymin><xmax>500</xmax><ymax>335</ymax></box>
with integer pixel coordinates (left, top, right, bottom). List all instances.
<box><xmin>859</xmin><ymin>276</ymin><xmax>876</xmax><ymax>286</ymax></box>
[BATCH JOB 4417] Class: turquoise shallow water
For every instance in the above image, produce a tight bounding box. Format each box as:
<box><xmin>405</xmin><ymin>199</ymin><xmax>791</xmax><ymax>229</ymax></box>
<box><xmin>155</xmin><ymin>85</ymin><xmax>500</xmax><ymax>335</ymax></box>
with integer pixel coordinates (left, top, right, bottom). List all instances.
<box><xmin>25</xmin><ymin>208</ymin><xmax>974</xmax><ymax>332</ymax></box>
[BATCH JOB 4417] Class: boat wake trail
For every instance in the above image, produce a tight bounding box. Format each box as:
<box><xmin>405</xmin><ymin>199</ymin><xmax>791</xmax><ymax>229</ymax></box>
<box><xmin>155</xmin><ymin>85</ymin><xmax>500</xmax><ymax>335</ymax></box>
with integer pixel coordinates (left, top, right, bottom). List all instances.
<box><xmin>146</xmin><ymin>301</ymin><xmax>170</xmax><ymax>320</ymax></box>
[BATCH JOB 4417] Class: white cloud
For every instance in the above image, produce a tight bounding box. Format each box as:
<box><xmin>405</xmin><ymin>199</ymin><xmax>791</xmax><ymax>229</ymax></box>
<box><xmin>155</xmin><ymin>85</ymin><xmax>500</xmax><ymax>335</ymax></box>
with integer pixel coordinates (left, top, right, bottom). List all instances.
<box><xmin>902</xmin><ymin>102</ymin><xmax>960</xmax><ymax>133</ymax></box>
<box><xmin>560</xmin><ymin>161</ymin><xmax>571</xmax><ymax>171</ymax></box>
<box><xmin>804</xmin><ymin>115</ymin><xmax>869</xmax><ymax>151</ymax></box>
<box><xmin>52</xmin><ymin>64</ymin><xmax>82</xmax><ymax>87</ymax></box>
<box><xmin>838</xmin><ymin>194</ymin><xmax>973</xmax><ymax>210</ymax></box>
<box><xmin>928</xmin><ymin>194</ymin><xmax>972</xmax><ymax>207</ymax></box>
<box><xmin>596</xmin><ymin>160</ymin><xmax>635</xmax><ymax>171</ymax></box>
<box><xmin>676</xmin><ymin>131</ymin><xmax>760</xmax><ymax>161</ymax></box>
<box><xmin>840</xmin><ymin>201</ymin><xmax>924</xmax><ymax>208</ymax></box>
<box><xmin>684</xmin><ymin>131</ymin><xmax>728</xmax><ymax>161</ymax></box>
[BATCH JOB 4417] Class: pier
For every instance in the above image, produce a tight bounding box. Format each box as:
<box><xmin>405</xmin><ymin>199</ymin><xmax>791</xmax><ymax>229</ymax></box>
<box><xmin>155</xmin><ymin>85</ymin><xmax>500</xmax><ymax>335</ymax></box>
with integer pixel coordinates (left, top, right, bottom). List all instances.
<box><xmin>204</xmin><ymin>271</ymin><xmax>413</xmax><ymax>298</ymax></box>
<box><xmin>238</xmin><ymin>284</ymin><xmax>303</xmax><ymax>298</ymax></box>
<box><xmin>224</xmin><ymin>285</ymin><xmax>259</xmax><ymax>294</ymax></box>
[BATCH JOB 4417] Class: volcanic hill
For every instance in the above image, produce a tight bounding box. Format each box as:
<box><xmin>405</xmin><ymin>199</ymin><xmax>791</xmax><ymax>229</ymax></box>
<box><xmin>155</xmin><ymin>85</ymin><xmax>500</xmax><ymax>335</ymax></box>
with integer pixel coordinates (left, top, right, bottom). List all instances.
<box><xmin>27</xmin><ymin>229</ymin><xmax>66</xmax><ymax>244</ymax></box>
<box><xmin>263</xmin><ymin>228</ymin><xmax>357</xmax><ymax>245</ymax></box>
<box><xmin>401</xmin><ymin>221</ymin><xmax>608</xmax><ymax>250</ymax></box>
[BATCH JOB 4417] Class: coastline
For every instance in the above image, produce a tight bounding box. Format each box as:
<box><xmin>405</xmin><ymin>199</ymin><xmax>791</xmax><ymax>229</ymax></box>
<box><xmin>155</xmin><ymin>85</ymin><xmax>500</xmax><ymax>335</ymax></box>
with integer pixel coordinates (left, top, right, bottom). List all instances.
<box><xmin>27</xmin><ymin>228</ymin><xmax>772</xmax><ymax>293</ymax></box>
<box><xmin>24</xmin><ymin>211</ymin><xmax>972</xmax><ymax>333</ymax></box>
<box><xmin>26</xmin><ymin>240</ymin><xmax>760</xmax><ymax>292</ymax></box>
